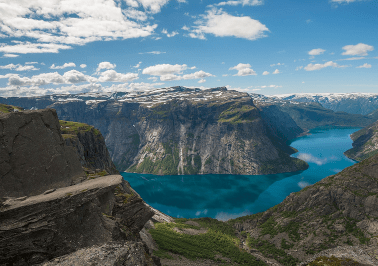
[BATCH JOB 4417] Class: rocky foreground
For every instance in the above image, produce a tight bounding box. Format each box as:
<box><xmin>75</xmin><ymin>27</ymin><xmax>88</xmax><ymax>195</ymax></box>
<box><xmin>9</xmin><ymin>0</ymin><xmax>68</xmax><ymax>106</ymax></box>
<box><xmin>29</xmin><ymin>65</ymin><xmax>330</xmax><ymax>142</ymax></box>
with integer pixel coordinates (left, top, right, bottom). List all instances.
<box><xmin>0</xmin><ymin>107</ymin><xmax>162</xmax><ymax>265</ymax></box>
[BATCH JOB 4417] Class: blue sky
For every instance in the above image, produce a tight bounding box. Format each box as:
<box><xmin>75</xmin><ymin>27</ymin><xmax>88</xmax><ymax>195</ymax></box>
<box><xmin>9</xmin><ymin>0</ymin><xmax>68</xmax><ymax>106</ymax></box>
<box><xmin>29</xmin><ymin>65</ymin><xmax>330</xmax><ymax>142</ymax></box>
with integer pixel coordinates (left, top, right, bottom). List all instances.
<box><xmin>0</xmin><ymin>0</ymin><xmax>377</xmax><ymax>97</ymax></box>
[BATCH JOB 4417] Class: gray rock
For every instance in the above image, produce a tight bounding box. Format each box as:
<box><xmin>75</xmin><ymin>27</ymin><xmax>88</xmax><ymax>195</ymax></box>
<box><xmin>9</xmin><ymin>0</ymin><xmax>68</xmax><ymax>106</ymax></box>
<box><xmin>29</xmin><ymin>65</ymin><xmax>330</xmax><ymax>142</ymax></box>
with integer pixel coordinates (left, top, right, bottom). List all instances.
<box><xmin>0</xmin><ymin>109</ymin><xmax>85</xmax><ymax>198</ymax></box>
<box><xmin>0</xmin><ymin>175</ymin><xmax>156</xmax><ymax>265</ymax></box>
<box><xmin>39</xmin><ymin>241</ymin><xmax>160</xmax><ymax>266</ymax></box>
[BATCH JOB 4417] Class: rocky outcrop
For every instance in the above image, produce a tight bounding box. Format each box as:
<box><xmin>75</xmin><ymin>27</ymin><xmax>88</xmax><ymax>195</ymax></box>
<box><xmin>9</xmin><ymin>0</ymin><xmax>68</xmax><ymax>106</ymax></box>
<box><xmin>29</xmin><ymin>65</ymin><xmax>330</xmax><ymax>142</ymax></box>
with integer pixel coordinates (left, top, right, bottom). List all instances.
<box><xmin>228</xmin><ymin>153</ymin><xmax>378</xmax><ymax>264</ymax></box>
<box><xmin>60</xmin><ymin>120</ymin><xmax>119</xmax><ymax>176</ymax></box>
<box><xmin>0</xmin><ymin>175</ymin><xmax>157</xmax><ymax>265</ymax></box>
<box><xmin>0</xmin><ymin>108</ymin><xmax>85</xmax><ymax>198</ymax></box>
<box><xmin>0</xmin><ymin>106</ymin><xmax>161</xmax><ymax>265</ymax></box>
<box><xmin>344</xmin><ymin>120</ymin><xmax>378</xmax><ymax>161</ymax></box>
<box><xmin>48</xmin><ymin>87</ymin><xmax>308</xmax><ymax>175</ymax></box>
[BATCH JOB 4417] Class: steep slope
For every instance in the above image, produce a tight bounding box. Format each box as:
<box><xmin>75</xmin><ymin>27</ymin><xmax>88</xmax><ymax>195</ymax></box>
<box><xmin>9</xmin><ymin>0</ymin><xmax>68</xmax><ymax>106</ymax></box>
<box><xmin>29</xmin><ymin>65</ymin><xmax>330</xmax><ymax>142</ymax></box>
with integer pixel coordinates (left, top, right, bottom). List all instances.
<box><xmin>227</xmin><ymin>153</ymin><xmax>378</xmax><ymax>265</ymax></box>
<box><xmin>60</xmin><ymin>120</ymin><xmax>119</xmax><ymax>177</ymax></box>
<box><xmin>48</xmin><ymin>87</ymin><xmax>308</xmax><ymax>175</ymax></box>
<box><xmin>344</xmin><ymin>120</ymin><xmax>378</xmax><ymax>161</ymax></box>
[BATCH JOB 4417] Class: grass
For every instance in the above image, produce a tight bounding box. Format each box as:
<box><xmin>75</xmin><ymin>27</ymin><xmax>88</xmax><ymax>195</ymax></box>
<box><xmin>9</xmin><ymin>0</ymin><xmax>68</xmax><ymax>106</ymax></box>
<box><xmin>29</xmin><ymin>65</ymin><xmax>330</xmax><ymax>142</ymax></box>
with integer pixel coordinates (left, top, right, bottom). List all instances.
<box><xmin>247</xmin><ymin>237</ymin><xmax>299</xmax><ymax>266</ymax></box>
<box><xmin>0</xmin><ymin>104</ymin><xmax>22</xmax><ymax>113</ymax></box>
<box><xmin>218</xmin><ymin>103</ymin><xmax>258</xmax><ymax>124</ymax></box>
<box><xmin>149</xmin><ymin>218</ymin><xmax>267</xmax><ymax>265</ymax></box>
<box><xmin>59</xmin><ymin>120</ymin><xmax>100</xmax><ymax>135</ymax></box>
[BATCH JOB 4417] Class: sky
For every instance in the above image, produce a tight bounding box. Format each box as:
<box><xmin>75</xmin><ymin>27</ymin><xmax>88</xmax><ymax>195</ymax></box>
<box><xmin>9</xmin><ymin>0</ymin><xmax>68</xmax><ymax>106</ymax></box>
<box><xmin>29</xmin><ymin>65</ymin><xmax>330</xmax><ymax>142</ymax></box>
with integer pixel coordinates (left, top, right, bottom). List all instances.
<box><xmin>0</xmin><ymin>0</ymin><xmax>377</xmax><ymax>97</ymax></box>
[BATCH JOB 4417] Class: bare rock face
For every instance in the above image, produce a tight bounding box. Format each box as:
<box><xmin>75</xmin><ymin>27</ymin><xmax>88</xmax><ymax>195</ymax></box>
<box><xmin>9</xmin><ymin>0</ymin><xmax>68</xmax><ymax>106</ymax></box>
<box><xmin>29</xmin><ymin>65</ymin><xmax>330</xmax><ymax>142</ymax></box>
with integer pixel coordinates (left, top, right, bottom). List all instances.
<box><xmin>60</xmin><ymin>120</ymin><xmax>119</xmax><ymax>176</ymax></box>
<box><xmin>47</xmin><ymin>87</ymin><xmax>308</xmax><ymax>175</ymax></box>
<box><xmin>0</xmin><ymin>175</ymin><xmax>156</xmax><ymax>265</ymax></box>
<box><xmin>39</xmin><ymin>241</ymin><xmax>161</xmax><ymax>266</ymax></box>
<box><xmin>0</xmin><ymin>109</ymin><xmax>85</xmax><ymax>198</ymax></box>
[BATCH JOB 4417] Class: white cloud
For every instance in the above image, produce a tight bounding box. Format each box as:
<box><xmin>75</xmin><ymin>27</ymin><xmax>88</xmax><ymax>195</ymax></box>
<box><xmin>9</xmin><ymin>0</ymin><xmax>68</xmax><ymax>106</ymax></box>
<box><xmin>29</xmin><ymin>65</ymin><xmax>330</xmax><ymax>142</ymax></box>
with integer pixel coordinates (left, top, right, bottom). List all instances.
<box><xmin>25</xmin><ymin>62</ymin><xmax>38</xmax><ymax>65</ymax></box>
<box><xmin>296</xmin><ymin>66</ymin><xmax>303</xmax><ymax>71</ymax></box>
<box><xmin>342</xmin><ymin>43</ymin><xmax>374</xmax><ymax>56</ymax></box>
<box><xmin>216</xmin><ymin>0</ymin><xmax>263</xmax><ymax>6</ymax></box>
<box><xmin>80</xmin><ymin>64</ymin><xmax>87</xmax><ymax>68</ymax></box>
<box><xmin>98</xmin><ymin>70</ymin><xmax>138</xmax><ymax>82</ymax></box>
<box><xmin>272</xmin><ymin>69</ymin><xmax>280</xmax><ymax>74</ymax></box>
<box><xmin>356</xmin><ymin>63</ymin><xmax>372</xmax><ymax>68</ymax></box>
<box><xmin>306</xmin><ymin>19</ymin><xmax>312</xmax><ymax>24</ymax></box>
<box><xmin>96</xmin><ymin>62</ymin><xmax>116</xmax><ymax>73</ymax></box>
<box><xmin>185</xmin><ymin>8</ymin><xmax>269</xmax><ymax>41</ymax></box>
<box><xmin>139</xmin><ymin>51</ymin><xmax>166</xmax><ymax>54</ymax></box>
<box><xmin>198</xmin><ymin>79</ymin><xmax>206</xmax><ymax>83</ymax></box>
<box><xmin>143</xmin><ymin>64</ymin><xmax>187</xmax><ymax>76</ymax></box>
<box><xmin>270</xmin><ymin>63</ymin><xmax>284</xmax><ymax>67</ymax></box>
<box><xmin>0</xmin><ymin>42</ymin><xmax>72</xmax><ymax>54</ymax></box>
<box><xmin>308</xmin><ymin>48</ymin><xmax>326</xmax><ymax>56</ymax></box>
<box><xmin>50</xmin><ymin>62</ymin><xmax>76</xmax><ymax>69</ymax></box>
<box><xmin>331</xmin><ymin>0</ymin><xmax>362</xmax><ymax>3</ymax></box>
<box><xmin>182</xmin><ymin>70</ymin><xmax>214</xmax><ymax>79</ymax></box>
<box><xmin>262</xmin><ymin>71</ymin><xmax>269</xmax><ymax>75</ymax></box>
<box><xmin>142</xmin><ymin>64</ymin><xmax>213</xmax><ymax>81</ymax></box>
<box><xmin>222</xmin><ymin>74</ymin><xmax>228</xmax><ymax>77</ymax></box>
<box><xmin>0</xmin><ymin>63</ymin><xmax>39</xmax><ymax>71</ymax></box>
<box><xmin>133</xmin><ymin>62</ymin><xmax>142</xmax><ymax>68</ymax></box>
<box><xmin>0</xmin><ymin>1</ymin><xmax>158</xmax><ymax>54</ymax></box>
<box><xmin>304</xmin><ymin>61</ymin><xmax>347</xmax><ymax>71</ymax></box>
<box><xmin>7</xmin><ymin>70</ymin><xmax>94</xmax><ymax>86</ymax></box>
<box><xmin>229</xmin><ymin>63</ymin><xmax>257</xmax><ymax>76</ymax></box>
<box><xmin>3</xmin><ymin>54</ymin><xmax>19</xmax><ymax>58</ymax></box>
<box><xmin>338</xmin><ymin>56</ymin><xmax>365</xmax><ymax>61</ymax></box>
<box><xmin>161</xmin><ymin>29</ymin><xmax>179</xmax><ymax>37</ymax></box>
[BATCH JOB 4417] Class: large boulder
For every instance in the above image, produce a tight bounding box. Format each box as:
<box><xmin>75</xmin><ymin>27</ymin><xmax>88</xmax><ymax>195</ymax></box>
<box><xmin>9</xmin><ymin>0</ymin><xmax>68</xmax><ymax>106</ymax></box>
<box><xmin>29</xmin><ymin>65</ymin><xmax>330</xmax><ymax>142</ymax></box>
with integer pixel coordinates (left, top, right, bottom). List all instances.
<box><xmin>0</xmin><ymin>109</ymin><xmax>85</xmax><ymax>198</ymax></box>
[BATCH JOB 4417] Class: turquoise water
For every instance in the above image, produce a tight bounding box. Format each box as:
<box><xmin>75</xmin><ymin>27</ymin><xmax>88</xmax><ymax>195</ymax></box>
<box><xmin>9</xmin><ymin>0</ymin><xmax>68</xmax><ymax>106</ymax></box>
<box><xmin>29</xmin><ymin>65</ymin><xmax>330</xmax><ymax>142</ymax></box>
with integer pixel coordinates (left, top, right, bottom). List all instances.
<box><xmin>122</xmin><ymin>127</ymin><xmax>361</xmax><ymax>221</ymax></box>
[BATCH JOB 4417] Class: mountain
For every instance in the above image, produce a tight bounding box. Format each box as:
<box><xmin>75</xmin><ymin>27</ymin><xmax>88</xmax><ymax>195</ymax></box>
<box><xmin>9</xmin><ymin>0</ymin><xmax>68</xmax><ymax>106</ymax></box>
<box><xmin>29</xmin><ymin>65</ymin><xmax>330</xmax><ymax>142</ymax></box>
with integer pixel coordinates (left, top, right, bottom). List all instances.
<box><xmin>0</xmin><ymin>87</ymin><xmax>309</xmax><ymax>175</ymax></box>
<box><xmin>0</xmin><ymin>105</ymin><xmax>161</xmax><ymax>265</ymax></box>
<box><xmin>258</xmin><ymin>93</ymin><xmax>378</xmax><ymax>115</ymax></box>
<box><xmin>252</xmin><ymin>94</ymin><xmax>374</xmax><ymax>133</ymax></box>
<box><xmin>344</xmin><ymin>120</ymin><xmax>378</xmax><ymax>161</ymax></box>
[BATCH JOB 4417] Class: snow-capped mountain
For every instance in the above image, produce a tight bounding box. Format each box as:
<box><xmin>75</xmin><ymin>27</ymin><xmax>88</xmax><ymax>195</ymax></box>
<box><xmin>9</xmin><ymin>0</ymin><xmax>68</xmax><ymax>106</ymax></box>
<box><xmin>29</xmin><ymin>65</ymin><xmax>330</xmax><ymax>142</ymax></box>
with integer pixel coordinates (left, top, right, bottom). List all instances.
<box><xmin>254</xmin><ymin>93</ymin><xmax>378</xmax><ymax>115</ymax></box>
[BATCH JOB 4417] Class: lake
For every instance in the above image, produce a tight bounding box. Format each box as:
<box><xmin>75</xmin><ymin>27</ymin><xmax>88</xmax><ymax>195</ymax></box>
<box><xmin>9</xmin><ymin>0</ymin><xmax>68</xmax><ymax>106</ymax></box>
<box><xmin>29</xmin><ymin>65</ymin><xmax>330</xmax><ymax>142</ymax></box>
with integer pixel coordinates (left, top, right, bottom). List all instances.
<box><xmin>122</xmin><ymin>127</ymin><xmax>361</xmax><ymax>221</ymax></box>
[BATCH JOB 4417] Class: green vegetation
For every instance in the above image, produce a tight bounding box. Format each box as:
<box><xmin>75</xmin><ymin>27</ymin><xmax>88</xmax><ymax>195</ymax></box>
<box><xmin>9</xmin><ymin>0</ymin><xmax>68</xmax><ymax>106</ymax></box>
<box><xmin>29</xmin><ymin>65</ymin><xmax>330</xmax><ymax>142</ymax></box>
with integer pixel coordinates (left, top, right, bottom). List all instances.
<box><xmin>149</xmin><ymin>218</ymin><xmax>267</xmax><ymax>265</ymax></box>
<box><xmin>59</xmin><ymin>120</ymin><xmax>100</xmax><ymax>135</ymax></box>
<box><xmin>280</xmin><ymin>239</ymin><xmax>294</xmax><ymax>250</ymax></box>
<box><xmin>248</xmin><ymin>237</ymin><xmax>299</xmax><ymax>266</ymax></box>
<box><xmin>307</xmin><ymin>255</ymin><xmax>360</xmax><ymax>266</ymax></box>
<box><xmin>205</xmin><ymin>157</ymin><xmax>212</xmax><ymax>165</ymax></box>
<box><xmin>0</xmin><ymin>104</ymin><xmax>22</xmax><ymax>113</ymax></box>
<box><xmin>218</xmin><ymin>103</ymin><xmax>258</xmax><ymax>124</ymax></box>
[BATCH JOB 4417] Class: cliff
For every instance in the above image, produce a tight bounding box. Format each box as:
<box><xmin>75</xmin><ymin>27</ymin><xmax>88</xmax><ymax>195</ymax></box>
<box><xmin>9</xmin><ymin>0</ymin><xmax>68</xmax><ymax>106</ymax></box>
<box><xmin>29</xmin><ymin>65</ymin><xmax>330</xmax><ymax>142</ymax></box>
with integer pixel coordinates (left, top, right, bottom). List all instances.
<box><xmin>0</xmin><ymin>108</ymin><xmax>85</xmax><ymax>197</ymax></box>
<box><xmin>60</xmin><ymin>120</ymin><xmax>119</xmax><ymax>177</ymax></box>
<box><xmin>47</xmin><ymin>87</ymin><xmax>308</xmax><ymax>175</ymax></box>
<box><xmin>344</xmin><ymin>120</ymin><xmax>378</xmax><ymax>161</ymax></box>
<box><xmin>0</xmin><ymin>105</ymin><xmax>161</xmax><ymax>266</ymax></box>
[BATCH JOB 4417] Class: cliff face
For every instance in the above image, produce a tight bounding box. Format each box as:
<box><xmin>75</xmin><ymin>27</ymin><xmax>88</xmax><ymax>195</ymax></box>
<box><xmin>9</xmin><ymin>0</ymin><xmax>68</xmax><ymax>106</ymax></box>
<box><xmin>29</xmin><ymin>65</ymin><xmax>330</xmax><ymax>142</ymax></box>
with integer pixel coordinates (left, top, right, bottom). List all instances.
<box><xmin>0</xmin><ymin>108</ymin><xmax>85</xmax><ymax>197</ymax></box>
<box><xmin>60</xmin><ymin>120</ymin><xmax>119</xmax><ymax>176</ymax></box>
<box><xmin>344</xmin><ymin>120</ymin><xmax>378</xmax><ymax>161</ymax></box>
<box><xmin>0</xmin><ymin>105</ymin><xmax>161</xmax><ymax>266</ymax></box>
<box><xmin>48</xmin><ymin>87</ymin><xmax>308</xmax><ymax>175</ymax></box>
<box><xmin>228</xmin><ymin>153</ymin><xmax>378</xmax><ymax>265</ymax></box>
